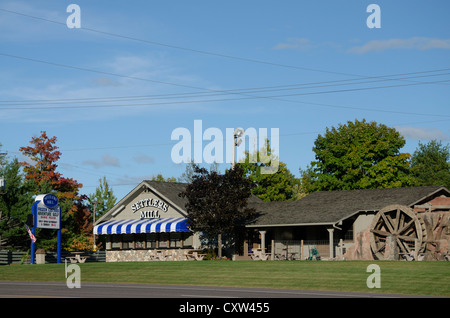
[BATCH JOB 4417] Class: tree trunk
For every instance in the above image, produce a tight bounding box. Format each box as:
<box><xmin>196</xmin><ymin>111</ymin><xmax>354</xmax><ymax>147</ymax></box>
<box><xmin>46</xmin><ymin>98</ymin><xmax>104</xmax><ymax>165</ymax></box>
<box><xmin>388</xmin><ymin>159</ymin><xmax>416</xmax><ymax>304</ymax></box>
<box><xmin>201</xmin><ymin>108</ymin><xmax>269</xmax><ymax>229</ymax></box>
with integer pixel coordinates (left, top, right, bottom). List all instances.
<box><xmin>218</xmin><ymin>233</ymin><xmax>222</xmax><ymax>258</ymax></box>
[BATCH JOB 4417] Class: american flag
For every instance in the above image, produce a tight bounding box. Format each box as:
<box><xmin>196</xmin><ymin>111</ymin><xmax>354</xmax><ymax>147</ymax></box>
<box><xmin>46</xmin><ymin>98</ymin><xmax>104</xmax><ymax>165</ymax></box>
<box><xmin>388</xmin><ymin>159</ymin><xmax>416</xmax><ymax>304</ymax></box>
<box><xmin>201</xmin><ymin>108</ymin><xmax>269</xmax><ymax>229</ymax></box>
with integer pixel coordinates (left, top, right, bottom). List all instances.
<box><xmin>24</xmin><ymin>224</ymin><xmax>36</xmax><ymax>243</ymax></box>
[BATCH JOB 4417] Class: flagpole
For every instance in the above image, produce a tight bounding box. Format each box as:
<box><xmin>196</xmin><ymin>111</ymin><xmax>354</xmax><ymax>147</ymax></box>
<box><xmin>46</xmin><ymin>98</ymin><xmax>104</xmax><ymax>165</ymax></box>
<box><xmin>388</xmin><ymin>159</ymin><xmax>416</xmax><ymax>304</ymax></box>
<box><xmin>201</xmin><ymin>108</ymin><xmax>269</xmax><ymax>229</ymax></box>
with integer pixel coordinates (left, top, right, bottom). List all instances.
<box><xmin>57</xmin><ymin>208</ymin><xmax>61</xmax><ymax>263</ymax></box>
<box><xmin>30</xmin><ymin>201</ymin><xmax>37</xmax><ymax>264</ymax></box>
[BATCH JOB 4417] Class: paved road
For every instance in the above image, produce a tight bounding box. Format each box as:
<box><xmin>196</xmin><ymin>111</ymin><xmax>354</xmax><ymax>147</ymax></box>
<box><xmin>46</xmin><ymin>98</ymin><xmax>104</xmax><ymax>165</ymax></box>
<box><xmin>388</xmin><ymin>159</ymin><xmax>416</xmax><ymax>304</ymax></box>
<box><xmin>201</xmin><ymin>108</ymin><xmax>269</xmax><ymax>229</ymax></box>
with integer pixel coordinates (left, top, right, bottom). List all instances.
<box><xmin>0</xmin><ymin>280</ymin><xmax>428</xmax><ymax>298</ymax></box>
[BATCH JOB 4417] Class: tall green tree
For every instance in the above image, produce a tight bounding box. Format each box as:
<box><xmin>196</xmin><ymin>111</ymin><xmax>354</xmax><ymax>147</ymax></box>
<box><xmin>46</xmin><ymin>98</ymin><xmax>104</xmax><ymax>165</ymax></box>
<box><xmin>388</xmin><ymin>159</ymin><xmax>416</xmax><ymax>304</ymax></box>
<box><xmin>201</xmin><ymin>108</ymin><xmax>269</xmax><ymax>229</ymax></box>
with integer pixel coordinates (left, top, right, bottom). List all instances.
<box><xmin>179</xmin><ymin>164</ymin><xmax>255</xmax><ymax>257</ymax></box>
<box><xmin>240</xmin><ymin>141</ymin><xmax>299</xmax><ymax>201</ymax></box>
<box><xmin>411</xmin><ymin>140</ymin><xmax>450</xmax><ymax>188</ymax></box>
<box><xmin>0</xmin><ymin>157</ymin><xmax>33</xmax><ymax>249</ymax></box>
<box><xmin>150</xmin><ymin>174</ymin><xmax>177</xmax><ymax>182</ymax></box>
<box><xmin>302</xmin><ymin>119</ymin><xmax>416</xmax><ymax>192</ymax></box>
<box><xmin>88</xmin><ymin>176</ymin><xmax>117</xmax><ymax>220</ymax></box>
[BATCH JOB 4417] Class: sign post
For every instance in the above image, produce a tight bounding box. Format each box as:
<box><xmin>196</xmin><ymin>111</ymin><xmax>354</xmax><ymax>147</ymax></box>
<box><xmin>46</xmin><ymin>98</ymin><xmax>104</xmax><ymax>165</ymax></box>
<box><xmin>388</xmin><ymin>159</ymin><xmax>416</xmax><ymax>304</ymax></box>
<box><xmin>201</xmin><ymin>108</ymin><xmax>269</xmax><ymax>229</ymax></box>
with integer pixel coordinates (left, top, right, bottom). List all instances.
<box><xmin>30</xmin><ymin>194</ymin><xmax>61</xmax><ymax>264</ymax></box>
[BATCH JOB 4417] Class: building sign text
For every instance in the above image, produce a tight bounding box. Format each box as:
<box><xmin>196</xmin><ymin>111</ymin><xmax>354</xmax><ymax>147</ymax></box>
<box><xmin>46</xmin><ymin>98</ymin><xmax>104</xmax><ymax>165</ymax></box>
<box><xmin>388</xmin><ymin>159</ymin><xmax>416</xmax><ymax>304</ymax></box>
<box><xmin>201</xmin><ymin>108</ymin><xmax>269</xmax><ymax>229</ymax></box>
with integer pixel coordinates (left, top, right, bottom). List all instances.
<box><xmin>131</xmin><ymin>198</ymin><xmax>168</xmax><ymax>219</ymax></box>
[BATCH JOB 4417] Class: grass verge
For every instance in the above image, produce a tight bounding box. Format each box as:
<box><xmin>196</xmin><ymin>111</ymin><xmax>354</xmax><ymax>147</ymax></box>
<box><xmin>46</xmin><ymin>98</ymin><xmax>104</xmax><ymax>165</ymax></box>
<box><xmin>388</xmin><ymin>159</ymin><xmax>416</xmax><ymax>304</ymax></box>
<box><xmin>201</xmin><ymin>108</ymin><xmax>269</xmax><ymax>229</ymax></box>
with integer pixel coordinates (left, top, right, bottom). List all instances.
<box><xmin>0</xmin><ymin>260</ymin><xmax>448</xmax><ymax>296</ymax></box>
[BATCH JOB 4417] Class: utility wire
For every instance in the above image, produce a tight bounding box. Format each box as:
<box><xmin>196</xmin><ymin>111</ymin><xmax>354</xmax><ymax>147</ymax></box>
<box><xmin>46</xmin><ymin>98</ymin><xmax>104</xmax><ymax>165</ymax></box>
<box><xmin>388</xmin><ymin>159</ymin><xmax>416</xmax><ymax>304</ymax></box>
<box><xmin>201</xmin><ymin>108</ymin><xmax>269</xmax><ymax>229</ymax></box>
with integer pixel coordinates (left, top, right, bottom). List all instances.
<box><xmin>0</xmin><ymin>10</ymin><xmax>448</xmax><ymax>117</ymax></box>
<box><xmin>1</xmin><ymin>77</ymin><xmax>449</xmax><ymax>118</ymax></box>
<box><xmin>1</xmin><ymin>69</ymin><xmax>449</xmax><ymax>106</ymax></box>
<box><xmin>0</xmin><ymin>53</ymin><xmax>449</xmax><ymax>118</ymax></box>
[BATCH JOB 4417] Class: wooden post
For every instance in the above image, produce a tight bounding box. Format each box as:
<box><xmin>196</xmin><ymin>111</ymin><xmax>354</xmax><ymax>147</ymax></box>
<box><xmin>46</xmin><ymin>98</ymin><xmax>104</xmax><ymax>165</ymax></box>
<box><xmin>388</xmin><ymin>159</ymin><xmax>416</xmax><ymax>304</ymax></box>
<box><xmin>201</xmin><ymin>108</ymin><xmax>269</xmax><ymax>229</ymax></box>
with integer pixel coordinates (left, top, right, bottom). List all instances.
<box><xmin>301</xmin><ymin>240</ymin><xmax>304</xmax><ymax>260</ymax></box>
<box><xmin>327</xmin><ymin>228</ymin><xmax>334</xmax><ymax>259</ymax></box>
<box><xmin>271</xmin><ymin>240</ymin><xmax>274</xmax><ymax>260</ymax></box>
<box><xmin>244</xmin><ymin>238</ymin><xmax>249</xmax><ymax>258</ymax></box>
<box><xmin>218</xmin><ymin>233</ymin><xmax>222</xmax><ymax>258</ymax></box>
<box><xmin>414</xmin><ymin>239</ymin><xmax>419</xmax><ymax>260</ymax></box>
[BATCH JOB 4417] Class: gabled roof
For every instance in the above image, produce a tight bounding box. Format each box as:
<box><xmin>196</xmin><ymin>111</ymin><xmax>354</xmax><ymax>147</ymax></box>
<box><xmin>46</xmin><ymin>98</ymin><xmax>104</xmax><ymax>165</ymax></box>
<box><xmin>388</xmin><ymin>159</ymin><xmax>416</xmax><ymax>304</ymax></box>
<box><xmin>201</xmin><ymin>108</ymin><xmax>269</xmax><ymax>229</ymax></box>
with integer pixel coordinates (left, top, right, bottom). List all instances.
<box><xmin>95</xmin><ymin>181</ymin><xmax>188</xmax><ymax>224</ymax></box>
<box><xmin>247</xmin><ymin>185</ymin><xmax>450</xmax><ymax>227</ymax></box>
<box><xmin>143</xmin><ymin>181</ymin><xmax>189</xmax><ymax>211</ymax></box>
<box><xmin>96</xmin><ymin>180</ymin><xmax>263</xmax><ymax>225</ymax></box>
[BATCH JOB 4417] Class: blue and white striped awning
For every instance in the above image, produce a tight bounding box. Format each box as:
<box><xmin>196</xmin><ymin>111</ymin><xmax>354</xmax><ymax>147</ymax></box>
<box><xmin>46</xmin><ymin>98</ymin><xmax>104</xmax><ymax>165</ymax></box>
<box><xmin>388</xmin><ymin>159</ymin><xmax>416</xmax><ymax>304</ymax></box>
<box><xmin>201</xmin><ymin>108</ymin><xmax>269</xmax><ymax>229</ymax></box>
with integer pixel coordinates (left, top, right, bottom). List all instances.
<box><xmin>94</xmin><ymin>217</ymin><xmax>189</xmax><ymax>235</ymax></box>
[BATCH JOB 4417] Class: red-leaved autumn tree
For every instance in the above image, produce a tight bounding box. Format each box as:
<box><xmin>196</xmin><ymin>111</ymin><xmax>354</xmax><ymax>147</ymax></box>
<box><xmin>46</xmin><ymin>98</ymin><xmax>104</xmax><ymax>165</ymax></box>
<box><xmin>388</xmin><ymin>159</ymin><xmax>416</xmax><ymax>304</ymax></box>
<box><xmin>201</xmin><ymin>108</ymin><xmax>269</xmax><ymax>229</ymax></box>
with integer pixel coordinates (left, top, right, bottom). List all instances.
<box><xmin>19</xmin><ymin>131</ymin><xmax>82</xmax><ymax>198</ymax></box>
<box><xmin>19</xmin><ymin>131</ymin><xmax>93</xmax><ymax>250</ymax></box>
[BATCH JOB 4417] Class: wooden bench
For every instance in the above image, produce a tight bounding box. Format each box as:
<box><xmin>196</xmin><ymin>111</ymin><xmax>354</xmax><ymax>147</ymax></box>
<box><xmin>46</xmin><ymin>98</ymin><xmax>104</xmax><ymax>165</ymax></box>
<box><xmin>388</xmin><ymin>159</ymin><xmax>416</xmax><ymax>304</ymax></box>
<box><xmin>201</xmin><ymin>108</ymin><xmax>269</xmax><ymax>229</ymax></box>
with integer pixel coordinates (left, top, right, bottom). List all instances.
<box><xmin>186</xmin><ymin>250</ymin><xmax>205</xmax><ymax>261</ymax></box>
<box><xmin>251</xmin><ymin>249</ymin><xmax>270</xmax><ymax>261</ymax></box>
<box><xmin>67</xmin><ymin>253</ymin><xmax>88</xmax><ymax>263</ymax></box>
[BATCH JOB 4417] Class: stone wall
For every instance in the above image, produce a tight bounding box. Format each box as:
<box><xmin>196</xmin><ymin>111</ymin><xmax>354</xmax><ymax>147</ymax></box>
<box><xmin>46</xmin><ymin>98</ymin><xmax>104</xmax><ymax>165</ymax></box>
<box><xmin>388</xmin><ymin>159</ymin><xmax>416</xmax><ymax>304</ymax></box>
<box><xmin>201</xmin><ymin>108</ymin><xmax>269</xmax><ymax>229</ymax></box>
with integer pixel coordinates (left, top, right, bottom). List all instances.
<box><xmin>106</xmin><ymin>250</ymin><xmax>155</xmax><ymax>262</ymax></box>
<box><xmin>343</xmin><ymin>228</ymin><xmax>374</xmax><ymax>260</ymax></box>
<box><xmin>106</xmin><ymin>249</ymin><xmax>194</xmax><ymax>262</ymax></box>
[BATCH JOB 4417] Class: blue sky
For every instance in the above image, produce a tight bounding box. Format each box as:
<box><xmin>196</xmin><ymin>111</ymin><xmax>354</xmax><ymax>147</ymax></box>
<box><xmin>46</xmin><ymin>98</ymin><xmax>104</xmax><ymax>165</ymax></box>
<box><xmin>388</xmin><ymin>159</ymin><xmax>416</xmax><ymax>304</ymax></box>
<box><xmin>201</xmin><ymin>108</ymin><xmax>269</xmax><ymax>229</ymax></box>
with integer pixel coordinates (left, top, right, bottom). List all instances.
<box><xmin>0</xmin><ymin>0</ymin><xmax>449</xmax><ymax>200</ymax></box>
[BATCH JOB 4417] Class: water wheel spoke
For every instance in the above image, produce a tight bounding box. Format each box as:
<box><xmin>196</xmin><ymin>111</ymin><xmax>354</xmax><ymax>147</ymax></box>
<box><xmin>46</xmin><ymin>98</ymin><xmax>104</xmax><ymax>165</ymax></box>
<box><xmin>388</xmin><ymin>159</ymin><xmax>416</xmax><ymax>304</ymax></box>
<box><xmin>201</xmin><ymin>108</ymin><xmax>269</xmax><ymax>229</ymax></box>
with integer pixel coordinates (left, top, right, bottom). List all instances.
<box><xmin>373</xmin><ymin>242</ymin><xmax>386</xmax><ymax>254</ymax></box>
<box><xmin>398</xmin><ymin>212</ymin><xmax>405</xmax><ymax>233</ymax></box>
<box><xmin>396</xmin><ymin>238</ymin><xmax>412</xmax><ymax>254</ymax></box>
<box><xmin>370</xmin><ymin>229</ymin><xmax>390</xmax><ymax>237</ymax></box>
<box><xmin>397</xmin><ymin>234</ymin><xmax>417</xmax><ymax>242</ymax></box>
<box><xmin>402</xmin><ymin>226</ymin><xmax>416</xmax><ymax>238</ymax></box>
<box><xmin>394</xmin><ymin>208</ymin><xmax>401</xmax><ymax>232</ymax></box>
<box><xmin>397</xmin><ymin>219</ymin><xmax>414</xmax><ymax>236</ymax></box>
<box><xmin>381</xmin><ymin>213</ymin><xmax>395</xmax><ymax>233</ymax></box>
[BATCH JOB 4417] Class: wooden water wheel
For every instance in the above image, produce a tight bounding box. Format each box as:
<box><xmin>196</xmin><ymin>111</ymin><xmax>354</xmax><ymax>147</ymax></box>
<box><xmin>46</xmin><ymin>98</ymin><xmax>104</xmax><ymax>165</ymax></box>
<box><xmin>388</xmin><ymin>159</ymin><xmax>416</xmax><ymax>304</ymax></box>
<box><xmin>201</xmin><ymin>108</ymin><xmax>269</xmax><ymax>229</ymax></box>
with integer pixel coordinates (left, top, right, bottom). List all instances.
<box><xmin>369</xmin><ymin>204</ymin><xmax>427</xmax><ymax>259</ymax></box>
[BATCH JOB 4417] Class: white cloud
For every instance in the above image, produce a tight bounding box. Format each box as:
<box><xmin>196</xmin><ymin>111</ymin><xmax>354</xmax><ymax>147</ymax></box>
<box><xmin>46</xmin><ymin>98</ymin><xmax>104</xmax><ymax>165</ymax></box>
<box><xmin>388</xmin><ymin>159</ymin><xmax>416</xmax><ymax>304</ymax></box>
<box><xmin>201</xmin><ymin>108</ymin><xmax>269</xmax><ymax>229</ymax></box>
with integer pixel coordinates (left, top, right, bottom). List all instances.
<box><xmin>395</xmin><ymin>126</ymin><xmax>449</xmax><ymax>141</ymax></box>
<box><xmin>94</xmin><ymin>77</ymin><xmax>120</xmax><ymax>87</ymax></box>
<box><xmin>272</xmin><ymin>38</ymin><xmax>340</xmax><ymax>51</ymax></box>
<box><xmin>348</xmin><ymin>37</ymin><xmax>450</xmax><ymax>54</ymax></box>
<box><xmin>273</xmin><ymin>38</ymin><xmax>314</xmax><ymax>51</ymax></box>
<box><xmin>83</xmin><ymin>155</ymin><xmax>120</xmax><ymax>169</ymax></box>
<box><xmin>115</xmin><ymin>174</ymin><xmax>156</xmax><ymax>185</ymax></box>
<box><xmin>133</xmin><ymin>154</ymin><xmax>155</xmax><ymax>164</ymax></box>
<box><xmin>106</xmin><ymin>55</ymin><xmax>154</xmax><ymax>74</ymax></box>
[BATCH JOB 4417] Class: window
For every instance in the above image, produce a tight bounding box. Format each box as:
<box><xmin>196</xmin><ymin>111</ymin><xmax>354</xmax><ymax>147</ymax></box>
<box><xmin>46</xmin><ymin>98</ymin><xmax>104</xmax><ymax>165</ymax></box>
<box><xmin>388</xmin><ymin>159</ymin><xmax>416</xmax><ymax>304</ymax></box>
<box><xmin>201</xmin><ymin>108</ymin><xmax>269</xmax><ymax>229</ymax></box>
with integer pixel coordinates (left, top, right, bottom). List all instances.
<box><xmin>111</xmin><ymin>235</ymin><xmax>120</xmax><ymax>249</ymax></box>
<box><xmin>159</xmin><ymin>233</ymin><xmax>169</xmax><ymax>248</ymax></box>
<box><xmin>122</xmin><ymin>234</ymin><xmax>133</xmax><ymax>249</ymax></box>
<box><xmin>170</xmin><ymin>233</ymin><xmax>181</xmax><ymax>248</ymax></box>
<box><xmin>343</xmin><ymin>225</ymin><xmax>354</xmax><ymax>242</ymax></box>
<box><xmin>146</xmin><ymin>233</ymin><xmax>157</xmax><ymax>248</ymax></box>
<box><xmin>135</xmin><ymin>234</ymin><xmax>146</xmax><ymax>249</ymax></box>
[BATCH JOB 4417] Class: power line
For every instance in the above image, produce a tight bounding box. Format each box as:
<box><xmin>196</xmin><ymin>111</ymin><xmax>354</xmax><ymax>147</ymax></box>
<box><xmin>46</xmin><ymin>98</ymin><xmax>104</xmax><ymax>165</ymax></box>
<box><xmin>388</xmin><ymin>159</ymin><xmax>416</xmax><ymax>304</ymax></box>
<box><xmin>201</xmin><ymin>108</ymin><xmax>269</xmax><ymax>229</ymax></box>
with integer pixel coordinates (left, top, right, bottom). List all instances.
<box><xmin>1</xmin><ymin>52</ymin><xmax>448</xmax><ymax>120</ymax></box>
<box><xmin>0</xmin><ymin>10</ymin><xmax>448</xmax><ymax>118</ymax></box>
<box><xmin>0</xmin><ymin>52</ymin><xmax>210</xmax><ymax>92</ymax></box>
<box><xmin>1</xmin><ymin>77</ymin><xmax>449</xmax><ymax>118</ymax></box>
<box><xmin>1</xmin><ymin>69</ymin><xmax>449</xmax><ymax>106</ymax></box>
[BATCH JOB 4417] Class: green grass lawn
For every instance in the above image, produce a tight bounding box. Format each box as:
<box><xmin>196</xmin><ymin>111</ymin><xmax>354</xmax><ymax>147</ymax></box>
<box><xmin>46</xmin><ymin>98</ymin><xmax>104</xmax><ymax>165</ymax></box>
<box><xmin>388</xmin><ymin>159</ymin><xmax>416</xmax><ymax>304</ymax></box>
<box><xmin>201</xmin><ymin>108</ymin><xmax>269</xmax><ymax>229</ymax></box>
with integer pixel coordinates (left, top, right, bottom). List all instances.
<box><xmin>1</xmin><ymin>260</ymin><xmax>449</xmax><ymax>296</ymax></box>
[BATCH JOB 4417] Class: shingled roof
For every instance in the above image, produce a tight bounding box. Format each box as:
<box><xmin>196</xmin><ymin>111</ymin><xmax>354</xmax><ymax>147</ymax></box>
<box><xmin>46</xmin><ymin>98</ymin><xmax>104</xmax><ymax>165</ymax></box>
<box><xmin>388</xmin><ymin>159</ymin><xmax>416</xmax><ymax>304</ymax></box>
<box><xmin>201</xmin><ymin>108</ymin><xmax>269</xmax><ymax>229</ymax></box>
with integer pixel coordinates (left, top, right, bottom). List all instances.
<box><xmin>144</xmin><ymin>181</ymin><xmax>189</xmax><ymax>210</ymax></box>
<box><xmin>145</xmin><ymin>180</ymin><xmax>263</xmax><ymax>210</ymax></box>
<box><xmin>247</xmin><ymin>185</ymin><xmax>449</xmax><ymax>227</ymax></box>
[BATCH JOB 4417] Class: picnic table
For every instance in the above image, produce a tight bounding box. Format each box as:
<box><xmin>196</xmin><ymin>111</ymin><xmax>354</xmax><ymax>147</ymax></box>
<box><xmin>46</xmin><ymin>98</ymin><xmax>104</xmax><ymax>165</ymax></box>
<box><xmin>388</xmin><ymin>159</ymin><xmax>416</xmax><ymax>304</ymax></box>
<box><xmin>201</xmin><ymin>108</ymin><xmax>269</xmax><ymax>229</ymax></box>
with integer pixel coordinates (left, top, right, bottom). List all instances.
<box><xmin>185</xmin><ymin>249</ymin><xmax>206</xmax><ymax>261</ymax></box>
<box><xmin>275</xmin><ymin>248</ymin><xmax>298</xmax><ymax>260</ymax></box>
<box><xmin>251</xmin><ymin>248</ymin><xmax>270</xmax><ymax>261</ymax></box>
<box><xmin>67</xmin><ymin>252</ymin><xmax>88</xmax><ymax>263</ymax></box>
